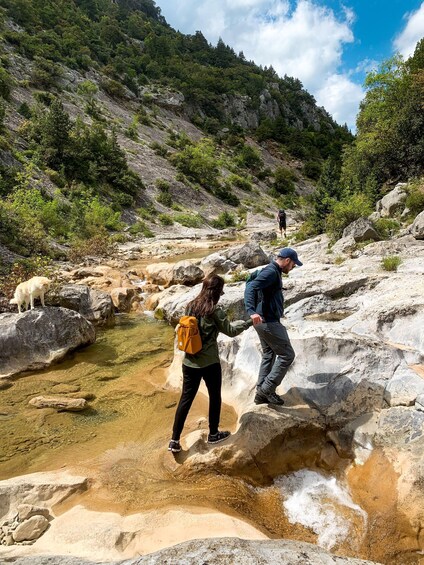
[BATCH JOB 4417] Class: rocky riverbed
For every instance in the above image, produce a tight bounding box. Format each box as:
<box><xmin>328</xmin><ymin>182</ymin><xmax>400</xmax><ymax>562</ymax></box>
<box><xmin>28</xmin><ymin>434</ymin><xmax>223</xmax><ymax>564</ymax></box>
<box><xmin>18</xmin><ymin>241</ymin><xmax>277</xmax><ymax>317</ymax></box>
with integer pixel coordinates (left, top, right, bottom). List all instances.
<box><xmin>1</xmin><ymin>205</ymin><xmax>424</xmax><ymax>564</ymax></box>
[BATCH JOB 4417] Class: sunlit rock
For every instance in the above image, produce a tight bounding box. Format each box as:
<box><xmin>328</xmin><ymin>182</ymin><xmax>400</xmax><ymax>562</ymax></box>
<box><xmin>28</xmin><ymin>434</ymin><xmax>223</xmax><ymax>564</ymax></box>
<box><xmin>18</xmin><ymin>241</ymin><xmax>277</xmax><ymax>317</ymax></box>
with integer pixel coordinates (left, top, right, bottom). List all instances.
<box><xmin>46</xmin><ymin>284</ymin><xmax>114</xmax><ymax>326</ymax></box>
<box><xmin>0</xmin><ymin>308</ymin><xmax>95</xmax><ymax>378</ymax></box>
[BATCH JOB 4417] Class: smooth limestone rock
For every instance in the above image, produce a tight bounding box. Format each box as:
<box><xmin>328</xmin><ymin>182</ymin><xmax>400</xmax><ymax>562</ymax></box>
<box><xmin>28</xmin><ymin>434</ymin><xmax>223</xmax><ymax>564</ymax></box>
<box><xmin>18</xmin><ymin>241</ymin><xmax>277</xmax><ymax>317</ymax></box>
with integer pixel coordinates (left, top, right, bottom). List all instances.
<box><xmin>144</xmin><ymin>260</ymin><xmax>204</xmax><ymax>287</ymax></box>
<box><xmin>28</xmin><ymin>396</ymin><xmax>87</xmax><ymax>412</ymax></box>
<box><xmin>110</xmin><ymin>286</ymin><xmax>140</xmax><ymax>313</ymax></box>
<box><xmin>130</xmin><ymin>538</ymin><xmax>380</xmax><ymax>565</ymax></box>
<box><xmin>0</xmin><ymin>307</ymin><xmax>96</xmax><ymax>378</ymax></box>
<box><xmin>12</xmin><ymin>515</ymin><xmax>49</xmax><ymax>542</ymax></box>
<box><xmin>342</xmin><ymin>217</ymin><xmax>380</xmax><ymax>242</ymax></box>
<box><xmin>376</xmin><ymin>183</ymin><xmax>408</xmax><ymax>217</ymax></box>
<box><xmin>411</xmin><ymin>209</ymin><xmax>424</xmax><ymax>240</ymax></box>
<box><xmin>0</xmin><ymin>472</ymin><xmax>88</xmax><ymax>521</ymax></box>
<box><xmin>6</xmin><ymin>538</ymin><xmax>381</xmax><ymax>565</ymax></box>
<box><xmin>17</xmin><ymin>504</ymin><xmax>50</xmax><ymax>521</ymax></box>
<box><xmin>223</xmin><ymin>242</ymin><xmax>269</xmax><ymax>269</ymax></box>
<box><xmin>45</xmin><ymin>284</ymin><xmax>114</xmax><ymax>326</ymax></box>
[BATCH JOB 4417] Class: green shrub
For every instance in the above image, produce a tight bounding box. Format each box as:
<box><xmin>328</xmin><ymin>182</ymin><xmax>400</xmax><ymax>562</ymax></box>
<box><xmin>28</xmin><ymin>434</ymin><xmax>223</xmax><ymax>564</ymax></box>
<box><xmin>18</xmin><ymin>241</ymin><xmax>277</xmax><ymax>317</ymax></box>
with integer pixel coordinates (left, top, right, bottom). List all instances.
<box><xmin>150</xmin><ymin>141</ymin><xmax>168</xmax><ymax>157</ymax></box>
<box><xmin>128</xmin><ymin>221</ymin><xmax>154</xmax><ymax>237</ymax></box>
<box><xmin>325</xmin><ymin>193</ymin><xmax>373</xmax><ymax>241</ymax></box>
<box><xmin>214</xmin><ymin>185</ymin><xmax>240</xmax><ymax>206</ymax></box>
<box><xmin>101</xmin><ymin>78</ymin><xmax>126</xmax><ymax>99</ymax></box>
<box><xmin>212</xmin><ymin>211</ymin><xmax>236</xmax><ymax>229</ymax></box>
<box><xmin>158</xmin><ymin>213</ymin><xmax>173</xmax><ymax>225</ymax></box>
<box><xmin>0</xmin><ymin>67</ymin><xmax>13</xmax><ymax>100</ymax></box>
<box><xmin>83</xmin><ymin>197</ymin><xmax>123</xmax><ymax>236</ymax></box>
<box><xmin>294</xmin><ymin>219</ymin><xmax>320</xmax><ymax>242</ymax></box>
<box><xmin>374</xmin><ymin>218</ymin><xmax>400</xmax><ymax>239</ymax></box>
<box><xmin>137</xmin><ymin>205</ymin><xmax>157</xmax><ymax>220</ymax></box>
<box><xmin>228</xmin><ymin>173</ymin><xmax>252</xmax><ymax>191</ymax></box>
<box><xmin>230</xmin><ymin>270</ymin><xmax>249</xmax><ymax>282</ymax></box>
<box><xmin>381</xmin><ymin>255</ymin><xmax>402</xmax><ymax>271</ymax></box>
<box><xmin>304</xmin><ymin>160</ymin><xmax>322</xmax><ymax>180</ymax></box>
<box><xmin>272</xmin><ymin>166</ymin><xmax>296</xmax><ymax>195</ymax></box>
<box><xmin>156</xmin><ymin>178</ymin><xmax>170</xmax><ymax>191</ymax></box>
<box><xmin>172</xmin><ymin>138</ymin><xmax>219</xmax><ymax>189</ymax></box>
<box><xmin>405</xmin><ymin>181</ymin><xmax>424</xmax><ymax>216</ymax></box>
<box><xmin>18</xmin><ymin>102</ymin><xmax>32</xmax><ymax>118</ymax></box>
<box><xmin>126</xmin><ymin>116</ymin><xmax>139</xmax><ymax>140</ymax></box>
<box><xmin>157</xmin><ymin>191</ymin><xmax>172</xmax><ymax>207</ymax></box>
<box><xmin>236</xmin><ymin>143</ymin><xmax>263</xmax><ymax>171</ymax></box>
<box><xmin>174</xmin><ymin>213</ymin><xmax>203</xmax><ymax>228</ymax></box>
<box><xmin>68</xmin><ymin>232</ymin><xmax>116</xmax><ymax>262</ymax></box>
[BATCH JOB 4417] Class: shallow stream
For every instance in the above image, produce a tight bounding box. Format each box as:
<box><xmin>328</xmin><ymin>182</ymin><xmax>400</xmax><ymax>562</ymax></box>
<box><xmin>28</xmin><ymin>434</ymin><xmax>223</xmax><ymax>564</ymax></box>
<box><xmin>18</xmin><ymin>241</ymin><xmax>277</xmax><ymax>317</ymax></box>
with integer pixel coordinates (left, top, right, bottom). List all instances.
<box><xmin>0</xmin><ymin>247</ymin><xmax>421</xmax><ymax>563</ymax></box>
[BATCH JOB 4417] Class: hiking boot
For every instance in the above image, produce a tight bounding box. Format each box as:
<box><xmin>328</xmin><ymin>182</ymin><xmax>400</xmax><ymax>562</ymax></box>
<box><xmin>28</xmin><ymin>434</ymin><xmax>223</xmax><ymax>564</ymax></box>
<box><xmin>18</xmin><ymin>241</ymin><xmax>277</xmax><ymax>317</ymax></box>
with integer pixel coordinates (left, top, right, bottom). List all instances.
<box><xmin>207</xmin><ymin>431</ymin><xmax>231</xmax><ymax>444</ymax></box>
<box><xmin>254</xmin><ymin>390</ymin><xmax>268</xmax><ymax>405</ymax></box>
<box><xmin>264</xmin><ymin>391</ymin><xmax>284</xmax><ymax>405</ymax></box>
<box><xmin>168</xmin><ymin>439</ymin><xmax>182</xmax><ymax>453</ymax></box>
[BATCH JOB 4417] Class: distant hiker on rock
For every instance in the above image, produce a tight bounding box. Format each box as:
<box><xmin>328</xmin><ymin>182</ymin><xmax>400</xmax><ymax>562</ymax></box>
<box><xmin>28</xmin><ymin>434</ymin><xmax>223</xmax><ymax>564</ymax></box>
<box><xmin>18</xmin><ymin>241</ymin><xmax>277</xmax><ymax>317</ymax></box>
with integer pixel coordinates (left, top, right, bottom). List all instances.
<box><xmin>168</xmin><ymin>275</ymin><xmax>252</xmax><ymax>453</ymax></box>
<box><xmin>277</xmin><ymin>209</ymin><xmax>287</xmax><ymax>237</ymax></box>
<box><xmin>244</xmin><ymin>247</ymin><xmax>302</xmax><ymax>406</ymax></box>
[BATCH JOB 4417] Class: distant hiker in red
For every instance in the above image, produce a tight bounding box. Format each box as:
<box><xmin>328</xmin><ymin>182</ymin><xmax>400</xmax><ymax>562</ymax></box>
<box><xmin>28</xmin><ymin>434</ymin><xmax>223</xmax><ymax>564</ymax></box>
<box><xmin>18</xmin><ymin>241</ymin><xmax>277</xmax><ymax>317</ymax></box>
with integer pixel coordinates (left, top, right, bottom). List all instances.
<box><xmin>277</xmin><ymin>209</ymin><xmax>286</xmax><ymax>237</ymax></box>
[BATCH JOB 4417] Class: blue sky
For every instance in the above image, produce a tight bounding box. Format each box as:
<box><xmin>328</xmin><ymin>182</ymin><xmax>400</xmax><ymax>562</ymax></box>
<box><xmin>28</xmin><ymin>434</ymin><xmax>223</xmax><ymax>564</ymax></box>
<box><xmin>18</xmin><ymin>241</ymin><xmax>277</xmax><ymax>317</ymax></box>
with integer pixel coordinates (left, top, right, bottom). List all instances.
<box><xmin>155</xmin><ymin>0</ymin><xmax>424</xmax><ymax>130</ymax></box>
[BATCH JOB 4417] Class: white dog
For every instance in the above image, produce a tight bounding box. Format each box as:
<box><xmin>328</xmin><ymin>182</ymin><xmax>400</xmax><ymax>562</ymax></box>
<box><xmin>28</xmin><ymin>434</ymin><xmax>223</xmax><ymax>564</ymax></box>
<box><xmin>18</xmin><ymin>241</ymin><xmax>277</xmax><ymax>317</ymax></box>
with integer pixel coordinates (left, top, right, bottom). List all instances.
<box><xmin>10</xmin><ymin>276</ymin><xmax>52</xmax><ymax>313</ymax></box>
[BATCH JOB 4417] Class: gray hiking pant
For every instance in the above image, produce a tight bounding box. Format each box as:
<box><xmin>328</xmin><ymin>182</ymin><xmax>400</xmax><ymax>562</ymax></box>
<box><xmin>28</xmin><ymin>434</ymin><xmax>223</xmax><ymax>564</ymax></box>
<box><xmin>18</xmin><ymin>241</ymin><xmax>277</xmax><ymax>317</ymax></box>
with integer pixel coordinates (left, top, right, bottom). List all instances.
<box><xmin>255</xmin><ymin>321</ymin><xmax>295</xmax><ymax>393</ymax></box>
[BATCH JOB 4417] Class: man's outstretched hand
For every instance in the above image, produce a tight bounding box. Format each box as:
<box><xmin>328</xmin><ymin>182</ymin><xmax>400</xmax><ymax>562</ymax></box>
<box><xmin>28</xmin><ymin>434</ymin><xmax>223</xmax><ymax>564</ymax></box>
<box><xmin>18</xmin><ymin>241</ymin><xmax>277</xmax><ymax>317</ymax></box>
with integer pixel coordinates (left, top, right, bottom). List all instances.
<box><xmin>251</xmin><ymin>313</ymin><xmax>263</xmax><ymax>326</ymax></box>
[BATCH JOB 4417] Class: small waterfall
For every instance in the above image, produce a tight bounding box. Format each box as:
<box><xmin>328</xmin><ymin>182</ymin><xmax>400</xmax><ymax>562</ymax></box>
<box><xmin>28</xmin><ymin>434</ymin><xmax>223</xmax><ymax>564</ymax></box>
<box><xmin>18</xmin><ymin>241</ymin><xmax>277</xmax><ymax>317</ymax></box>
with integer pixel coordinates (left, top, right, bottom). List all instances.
<box><xmin>275</xmin><ymin>469</ymin><xmax>367</xmax><ymax>550</ymax></box>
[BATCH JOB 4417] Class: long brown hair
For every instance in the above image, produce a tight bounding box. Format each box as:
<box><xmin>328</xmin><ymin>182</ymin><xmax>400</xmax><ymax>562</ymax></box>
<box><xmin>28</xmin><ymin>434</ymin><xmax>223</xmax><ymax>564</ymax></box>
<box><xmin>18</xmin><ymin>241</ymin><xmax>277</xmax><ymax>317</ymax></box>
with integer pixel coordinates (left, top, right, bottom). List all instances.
<box><xmin>187</xmin><ymin>275</ymin><xmax>224</xmax><ymax>317</ymax></box>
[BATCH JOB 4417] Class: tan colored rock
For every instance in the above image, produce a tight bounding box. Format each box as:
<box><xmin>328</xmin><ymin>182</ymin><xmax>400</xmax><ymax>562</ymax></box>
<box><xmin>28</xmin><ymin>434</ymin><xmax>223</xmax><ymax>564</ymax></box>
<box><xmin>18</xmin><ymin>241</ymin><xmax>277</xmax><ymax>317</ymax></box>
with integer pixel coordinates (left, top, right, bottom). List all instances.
<box><xmin>110</xmin><ymin>287</ymin><xmax>140</xmax><ymax>312</ymax></box>
<box><xmin>12</xmin><ymin>515</ymin><xmax>49</xmax><ymax>542</ymax></box>
<box><xmin>17</xmin><ymin>503</ymin><xmax>50</xmax><ymax>521</ymax></box>
<box><xmin>29</xmin><ymin>396</ymin><xmax>87</xmax><ymax>411</ymax></box>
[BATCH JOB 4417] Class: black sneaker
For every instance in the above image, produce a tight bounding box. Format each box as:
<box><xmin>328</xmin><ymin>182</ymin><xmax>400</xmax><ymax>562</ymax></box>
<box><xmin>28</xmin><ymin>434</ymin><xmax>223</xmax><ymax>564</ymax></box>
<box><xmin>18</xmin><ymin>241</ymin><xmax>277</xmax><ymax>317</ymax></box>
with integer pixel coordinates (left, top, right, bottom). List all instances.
<box><xmin>168</xmin><ymin>440</ymin><xmax>181</xmax><ymax>453</ymax></box>
<box><xmin>264</xmin><ymin>391</ymin><xmax>284</xmax><ymax>405</ymax></box>
<box><xmin>254</xmin><ymin>390</ymin><xmax>268</xmax><ymax>405</ymax></box>
<box><xmin>207</xmin><ymin>431</ymin><xmax>231</xmax><ymax>444</ymax></box>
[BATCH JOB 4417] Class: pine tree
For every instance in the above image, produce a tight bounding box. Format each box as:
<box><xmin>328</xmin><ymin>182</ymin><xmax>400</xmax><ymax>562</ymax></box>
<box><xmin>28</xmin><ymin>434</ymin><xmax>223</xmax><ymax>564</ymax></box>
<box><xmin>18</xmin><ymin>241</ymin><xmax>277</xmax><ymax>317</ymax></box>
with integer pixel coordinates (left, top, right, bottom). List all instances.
<box><xmin>39</xmin><ymin>99</ymin><xmax>71</xmax><ymax>170</ymax></box>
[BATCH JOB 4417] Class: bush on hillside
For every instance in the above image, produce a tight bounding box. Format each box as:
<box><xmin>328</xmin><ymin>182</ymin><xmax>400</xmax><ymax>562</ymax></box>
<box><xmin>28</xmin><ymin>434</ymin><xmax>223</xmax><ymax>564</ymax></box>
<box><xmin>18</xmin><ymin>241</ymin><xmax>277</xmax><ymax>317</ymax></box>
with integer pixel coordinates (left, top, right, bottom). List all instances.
<box><xmin>325</xmin><ymin>193</ymin><xmax>373</xmax><ymax>241</ymax></box>
<box><xmin>211</xmin><ymin>211</ymin><xmax>236</xmax><ymax>229</ymax></box>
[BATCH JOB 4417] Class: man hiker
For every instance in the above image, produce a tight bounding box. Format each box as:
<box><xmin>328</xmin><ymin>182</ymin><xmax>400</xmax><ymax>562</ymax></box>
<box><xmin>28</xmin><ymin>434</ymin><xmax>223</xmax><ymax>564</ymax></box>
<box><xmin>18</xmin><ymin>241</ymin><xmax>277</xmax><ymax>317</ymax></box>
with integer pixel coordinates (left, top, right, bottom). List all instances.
<box><xmin>277</xmin><ymin>209</ymin><xmax>286</xmax><ymax>237</ymax></box>
<box><xmin>244</xmin><ymin>247</ymin><xmax>303</xmax><ymax>405</ymax></box>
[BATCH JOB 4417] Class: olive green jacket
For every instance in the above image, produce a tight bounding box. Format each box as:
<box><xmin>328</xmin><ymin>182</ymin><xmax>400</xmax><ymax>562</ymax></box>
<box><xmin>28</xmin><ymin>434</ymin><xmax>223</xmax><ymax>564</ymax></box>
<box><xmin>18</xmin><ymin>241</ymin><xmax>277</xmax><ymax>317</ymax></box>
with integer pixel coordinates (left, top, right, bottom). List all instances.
<box><xmin>183</xmin><ymin>307</ymin><xmax>252</xmax><ymax>368</ymax></box>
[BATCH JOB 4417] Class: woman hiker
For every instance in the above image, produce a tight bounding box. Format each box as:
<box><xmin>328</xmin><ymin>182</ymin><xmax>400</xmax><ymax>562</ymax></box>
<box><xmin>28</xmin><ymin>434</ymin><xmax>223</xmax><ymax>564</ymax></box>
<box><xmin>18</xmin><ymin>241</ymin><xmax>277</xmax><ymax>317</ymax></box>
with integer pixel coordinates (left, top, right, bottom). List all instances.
<box><xmin>168</xmin><ymin>275</ymin><xmax>252</xmax><ymax>453</ymax></box>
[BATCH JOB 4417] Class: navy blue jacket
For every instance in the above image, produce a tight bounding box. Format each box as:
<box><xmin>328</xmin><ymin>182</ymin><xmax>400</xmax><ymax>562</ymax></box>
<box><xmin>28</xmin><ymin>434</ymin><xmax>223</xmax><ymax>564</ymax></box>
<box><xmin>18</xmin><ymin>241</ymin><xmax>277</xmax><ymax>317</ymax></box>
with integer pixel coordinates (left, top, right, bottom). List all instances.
<box><xmin>244</xmin><ymin>261</ymin><xmax>283</xmax><ymax>322</ymax></box>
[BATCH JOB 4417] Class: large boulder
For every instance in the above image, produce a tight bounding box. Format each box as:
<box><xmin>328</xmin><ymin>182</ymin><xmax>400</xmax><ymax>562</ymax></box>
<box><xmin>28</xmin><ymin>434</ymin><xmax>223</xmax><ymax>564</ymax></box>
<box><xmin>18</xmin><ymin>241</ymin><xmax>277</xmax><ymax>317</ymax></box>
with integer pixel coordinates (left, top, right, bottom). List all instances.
<box><xmin>46</xmin><ymin>284</ymin><xmax>114</xmax><ymax>326</ymax></box>
<box><xmin>250</xmin><ymin>230</ymin><xmax>276</xmax><ymax>244</ymax></box>
<box><xmin>110</xmin><ymin>286</ymin><xmax>140</xmax><ymax>312</ymax></box>
<box><xmin>0</xmin><ymin>307</ymin><xmax>96</xmax><ymax>378</ymax></box>
<box><xmin>172</xmin><ymin>260</ymin><xmax>204</xmax><ymax>285</ymax></box>
<box><xmin>12</xmin><ymin>515</ymin><xmax>49</xmax><ymax>542</ymax></box>
<box><xmin>154</xmin><ymin>282</ymin><xmax>248</xmax><ymax>325</ymax></box>
<box><xmin>342</xmin><ymin>217</ymin><xmax>380</xmax><ymax>243</ymax></box>
<box><xmin>376</xmin><ymin>183</ymin><xmax>407</xmax><ymax>217</ymax></box>
<box><xmin>411</xmin><ymin>210</ymin><xmax>424</xmax><ymax>240</ymax></box>
<box><xmin>200</xmin><ymin>252</ymin><xmax>237</xmax><ymax>276</ymax></box>
<box><xmin>223</xmin><ymin>242</ymin><xmax>269</xmax><ymax>269</ymax></box>
<box><xmin>144</xmin><ymin>261</ymin><xmax>204</xmax><ymax>287</ymax></box>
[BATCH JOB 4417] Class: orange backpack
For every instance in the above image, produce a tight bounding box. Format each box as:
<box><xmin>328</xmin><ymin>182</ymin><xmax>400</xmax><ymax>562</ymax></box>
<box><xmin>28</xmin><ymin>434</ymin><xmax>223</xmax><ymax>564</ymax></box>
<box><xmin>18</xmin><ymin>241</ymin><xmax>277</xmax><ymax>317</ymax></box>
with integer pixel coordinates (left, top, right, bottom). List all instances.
<box><xmin>177</xmin><ymin>315</ymin><xmax>202</xmax><ymax>354</ymax></box>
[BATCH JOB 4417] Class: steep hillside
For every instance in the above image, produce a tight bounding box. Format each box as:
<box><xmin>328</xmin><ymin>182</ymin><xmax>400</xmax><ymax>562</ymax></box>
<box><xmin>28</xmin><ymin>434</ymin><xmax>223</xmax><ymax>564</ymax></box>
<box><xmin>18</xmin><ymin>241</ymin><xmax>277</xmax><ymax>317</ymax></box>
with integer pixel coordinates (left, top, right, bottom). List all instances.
<box><xmin>0</xmin><ymin>0</ymin><xmax>353</xmax><ymax>271</ymax></box>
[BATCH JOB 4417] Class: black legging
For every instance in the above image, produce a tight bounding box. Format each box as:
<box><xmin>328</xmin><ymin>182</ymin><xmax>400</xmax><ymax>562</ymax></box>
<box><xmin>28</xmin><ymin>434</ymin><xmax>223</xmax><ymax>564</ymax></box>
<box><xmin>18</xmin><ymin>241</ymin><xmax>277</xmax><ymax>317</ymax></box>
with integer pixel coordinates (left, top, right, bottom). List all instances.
<box><xmin>172</xmin><ymin>363</ymin><xmax>222</xmax><ymax>441</ymax></box>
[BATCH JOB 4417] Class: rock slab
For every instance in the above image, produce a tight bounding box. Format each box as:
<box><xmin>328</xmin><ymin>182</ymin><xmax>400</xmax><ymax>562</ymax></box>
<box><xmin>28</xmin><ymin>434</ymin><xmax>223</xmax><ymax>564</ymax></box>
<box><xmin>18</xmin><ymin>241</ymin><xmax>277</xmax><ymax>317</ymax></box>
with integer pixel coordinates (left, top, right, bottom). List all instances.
<box><xmin>0</xmin><ymin>307</ymin><xmax>96</xmax><ymax>378</ymax></box>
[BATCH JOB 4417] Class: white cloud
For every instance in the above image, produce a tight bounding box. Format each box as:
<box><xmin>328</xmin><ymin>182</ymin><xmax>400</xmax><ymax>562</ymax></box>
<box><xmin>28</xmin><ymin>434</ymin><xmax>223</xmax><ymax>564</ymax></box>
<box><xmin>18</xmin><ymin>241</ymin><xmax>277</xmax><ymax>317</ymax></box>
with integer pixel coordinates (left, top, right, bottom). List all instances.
<box><xmin>315</xmin><ymin>74</ymin><xmax>364</xmax><ymax>129</ymax></box>
<box><xmin>394</xmin><ymin>2</ymin><xmax>424</xmax><ymax>59</ymax></box>
<box><xmin>157</xmin><ymin>0</ymin><xmax>363</xmax><ymax>129</ymax></box>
